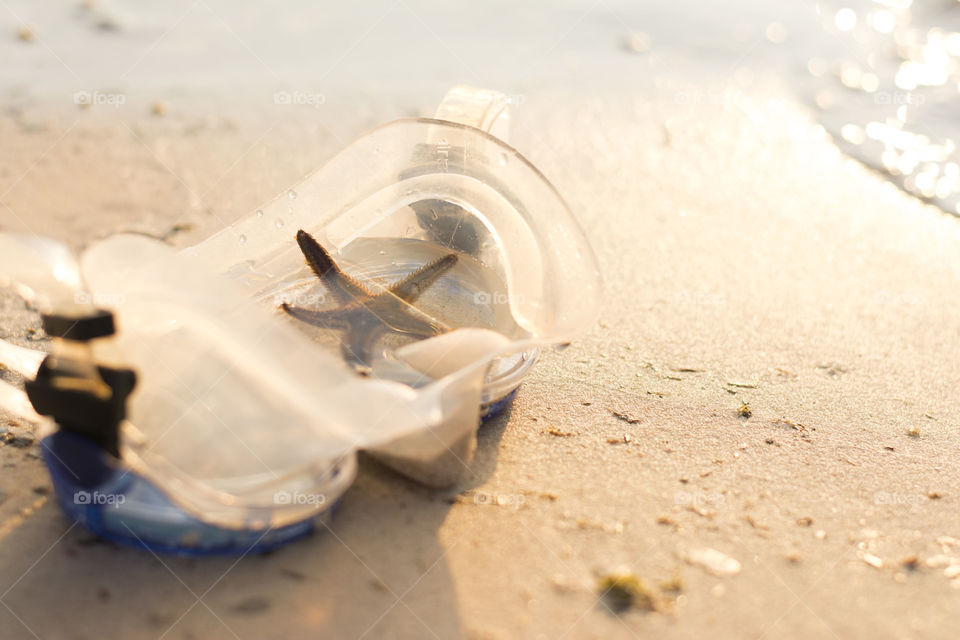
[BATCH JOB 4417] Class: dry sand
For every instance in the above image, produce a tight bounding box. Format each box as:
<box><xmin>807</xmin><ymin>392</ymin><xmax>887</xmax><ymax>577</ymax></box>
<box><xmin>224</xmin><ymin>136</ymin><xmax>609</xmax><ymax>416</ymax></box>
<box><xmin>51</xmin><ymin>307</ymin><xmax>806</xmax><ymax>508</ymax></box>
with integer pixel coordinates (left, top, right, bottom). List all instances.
<box><xmin>1</xmin><ymin>9</ymin><xmax>960</xmax><ymax>638</ymax></box>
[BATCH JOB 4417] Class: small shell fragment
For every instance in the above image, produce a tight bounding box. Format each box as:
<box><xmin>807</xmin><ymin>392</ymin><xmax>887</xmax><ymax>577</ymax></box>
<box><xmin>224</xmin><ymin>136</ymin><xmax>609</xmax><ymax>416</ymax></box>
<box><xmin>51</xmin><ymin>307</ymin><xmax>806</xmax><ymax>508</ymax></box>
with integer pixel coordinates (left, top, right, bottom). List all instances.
<box><xmin>862</xmin><ymin>553</ymin><xmax>884</xmax><ymax>569</ymax></box>
<box><xmin>686</xmin><ymin>548</ymin><xmax>742</xmax><ymax>577</ymax></box>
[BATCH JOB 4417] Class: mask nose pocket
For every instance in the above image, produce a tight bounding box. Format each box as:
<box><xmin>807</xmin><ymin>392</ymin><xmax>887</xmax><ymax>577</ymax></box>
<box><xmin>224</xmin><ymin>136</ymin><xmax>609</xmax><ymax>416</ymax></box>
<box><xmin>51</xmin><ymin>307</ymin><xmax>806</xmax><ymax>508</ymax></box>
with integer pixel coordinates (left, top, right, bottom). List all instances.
<box><xmin>183</xmin><ymin>87</ymin><xmax>602</xmax><ymax>486</ymax></box>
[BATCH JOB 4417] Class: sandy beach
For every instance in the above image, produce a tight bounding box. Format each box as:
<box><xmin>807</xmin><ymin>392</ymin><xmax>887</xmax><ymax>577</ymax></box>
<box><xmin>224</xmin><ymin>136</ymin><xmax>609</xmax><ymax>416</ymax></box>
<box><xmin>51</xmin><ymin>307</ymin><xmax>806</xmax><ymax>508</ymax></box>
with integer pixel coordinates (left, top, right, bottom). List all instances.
<box><xmin>2</xmin><ymin>1</ymin><xmax>960</xmax><ymax>638</ymax></box>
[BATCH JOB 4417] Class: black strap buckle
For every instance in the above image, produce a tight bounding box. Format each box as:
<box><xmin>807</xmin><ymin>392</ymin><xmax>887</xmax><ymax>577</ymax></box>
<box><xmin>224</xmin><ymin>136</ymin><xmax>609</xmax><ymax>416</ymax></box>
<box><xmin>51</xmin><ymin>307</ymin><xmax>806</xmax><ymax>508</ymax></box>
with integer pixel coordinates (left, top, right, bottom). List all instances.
<box><xmin>41</xmin><ymin>309</ymin><xmax>115</xmax><ymax>341</ymax></box>
<box><xmin>25</xmin><ymin>310</ymin><xmax>135</xmax><ymax>457</ymax></box>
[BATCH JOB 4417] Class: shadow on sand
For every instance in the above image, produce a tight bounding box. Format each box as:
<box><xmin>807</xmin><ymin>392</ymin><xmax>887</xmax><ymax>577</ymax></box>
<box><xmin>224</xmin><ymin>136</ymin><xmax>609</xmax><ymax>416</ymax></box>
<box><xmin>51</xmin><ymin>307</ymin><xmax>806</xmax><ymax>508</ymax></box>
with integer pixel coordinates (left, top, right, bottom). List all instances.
<box><xmin>0</xmin><ymin>406</ymin><xmax>514</xmax><ymax>640</ymax></box>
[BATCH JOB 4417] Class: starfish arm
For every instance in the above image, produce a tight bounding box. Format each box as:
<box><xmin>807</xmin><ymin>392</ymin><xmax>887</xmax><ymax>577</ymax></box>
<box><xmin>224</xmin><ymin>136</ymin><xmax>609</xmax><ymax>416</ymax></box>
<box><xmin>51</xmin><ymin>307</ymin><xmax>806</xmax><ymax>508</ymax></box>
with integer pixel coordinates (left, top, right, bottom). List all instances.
<box><xmin>339</xmin><ymin>325</ymin><xmax>385</xmax><ymax>368</ymax></box>
<box><xmin>372</xmin><ymin>301</ymin><xmax>450</xmax><ymax>338</ymax></box>
<box><xmin>280</xmin><ymin>302</ymin><xmax>353</xmax><ymax>331</ymax></box>
<box><xmin>285</xmin><ymin>231</ymin><xmax>457</xmax><ymax>370</ymax></box>
<box><xmin>389</xmin><ymin>254</ymin><xmax>458</xmax><ymax>303</ymax></box>
<box><xmin>295</xmin><ymin>229</ymin><xmax>371</xmax><ymax>303</ymax></box>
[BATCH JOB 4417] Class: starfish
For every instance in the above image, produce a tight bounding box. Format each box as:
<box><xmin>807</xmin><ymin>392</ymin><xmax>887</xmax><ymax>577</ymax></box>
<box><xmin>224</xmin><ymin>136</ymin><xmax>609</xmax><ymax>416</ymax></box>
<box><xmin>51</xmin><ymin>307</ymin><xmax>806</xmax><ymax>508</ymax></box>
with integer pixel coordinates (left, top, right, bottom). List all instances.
<box><xmin>280</xmin><ymin>229</ymin><xmax>458</xmax><ymax>370</ymax></box>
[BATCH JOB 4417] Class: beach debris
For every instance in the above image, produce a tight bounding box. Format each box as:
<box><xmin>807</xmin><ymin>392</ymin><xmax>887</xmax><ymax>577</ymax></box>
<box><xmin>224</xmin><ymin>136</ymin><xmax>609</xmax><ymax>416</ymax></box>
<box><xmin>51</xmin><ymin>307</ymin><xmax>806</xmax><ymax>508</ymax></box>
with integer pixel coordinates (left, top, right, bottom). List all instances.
<box><xmin>1</xmin><ymin>432</ymin><xmax>34</xmax><ymax>448</ymax></box>
<box><xmin>527</xmin><ymin>491</ymin><xmax>557</xmax><ymax>502</ymax></box>
<box><xmin>450</xmin><ymin>490</ymin><xmax>527</xmax><ymax>508</ymax></box>
<box><xmin>796</xmin><ymin>517</ymin><xmax>814</xmax><ymax>527</ymax></box>
<box><xmin>606</xmin><ymin>434</ymin><xmax>632</xmax><ymax>445</ymax></box>
<box><xmin>161</xmin><ymin>222</ymin><xmax>193</xmax><ymax>241</ymax></box>
<box><xmin>656</xmin><ymin>515</ymin><xmax>679</xmax><ymax>529</ymax></box>
<box><xmin>16</xmin><ymin>26</ymin><xmax>35</xmax><ymax>42</ymax></box>
<box><xmin>726</xmin><ymin>380</ymin><xmax>758</xmax><ymax>389</ymax></box>
<box><xmin>785</xmin><ymin>551</ymin><xmax>803</xmax><ymax>564</ymax></box>
<box><xmin>772</xmin><ymin>419</ymin><xmax>812</xmax><ymax>441</ymax></box>
<box><xmin>658</xmin><ymin>576</ymin><xmax>684</xmax><ymax>593</ymax></box>
<box><xmin>906</xmin><ymin>426</ymin><xmax>921</xmax><ymax>438</ymax></box>
<box><xmin>737</xmin><ymin>402</ymin><xmax>752</xmax><ymax>418</ymax></box>
<box><xmin>561</xmin><ymin>517</ymin><xmax>625</xmax><ymax>535</ymax></box>
<box><xmin>861</xmin><ymin>552</ymin><xmax>884</xmax><ymax>569</ymax></box>
<box><xmin>543</xmin><ymin>426</ymin><xmax>573</xmax><ymax>437</ymax></box>
<box><xmin>925</xmin><ymin>554</ymin><xmax>955</xmax><ymax>569</ymax></box>
<box><xmin>924</xmin><ymin>552</ymin><xmax>960</xmax><ymax>589</ymax></box>
<box><xmin>596</xmin><ymin>571</ymin><xmax>658</xmax><ymax>612</ymax></box>
<box><xmin>773</xmin><ymin>419</ymin><xmax>805</xmax><ymax>431</ymax></box>
<box><xmin>928</xmin><ymin>491</ymin><xmax>942</xmax><ymax>500</ymax></box>
<box><xmin>151</xmin><ymin>101</ymin><xmax>168</xmax><ymax>117</ymax></box>
<box><xmin>900</xmin><ymin>555</ymin><xmax>920</xmax><ymax>571</ymax></box>
<box><xmin>557</xmin><ymin>511</ymin><xmax>624</xmax><ymax>534</ymax></box>
<box><xmin>640</xmin><ymin>361</ymin><xmax>682</xmax><ymax>381</ymax></box>
<box><xmin>550</xmin><ymin>574</ymin><xmax>577</xmax><ymax>594</ymax></box>
<box><xmin>685</xmin><ymin>504</ymin><xmax>716</xmax><ymax>519</ymax></box>
<box><xmin>745</xmin><ymin>515</ymin><xmax>769</xmax><ymax>530</ymax></box>
<box><xmin>610</xmin><ymin>409</ymin><xmax>640</xmax><ymax>424</ymax></box>
<box><xmin>938</xmin><ymin>537</ymin><xmax>960</xmax><ymax>548</ymax></box>
<box><xmin>686</xmin><ymin>548</ymin><xmax>741</xmax><ymax>577</ymax></box>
